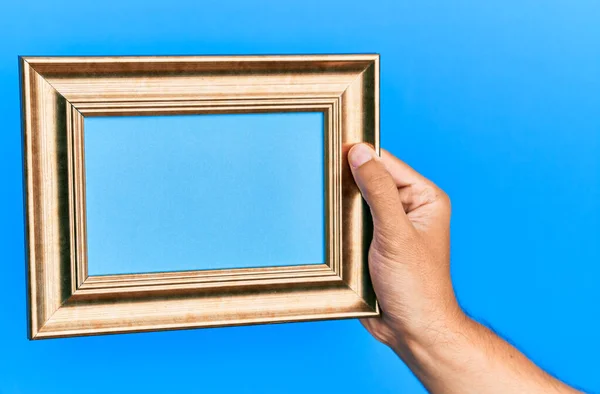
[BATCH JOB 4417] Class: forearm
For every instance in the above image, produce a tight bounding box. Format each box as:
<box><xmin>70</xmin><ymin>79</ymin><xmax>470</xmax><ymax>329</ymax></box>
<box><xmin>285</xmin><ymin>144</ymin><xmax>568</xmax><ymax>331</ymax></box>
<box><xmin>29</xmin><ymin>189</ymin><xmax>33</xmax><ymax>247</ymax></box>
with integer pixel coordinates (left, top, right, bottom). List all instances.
<box><xmin>393</xmin><ymin>312</ymin><xmax>579</xmax><ymax>394</ymax></box>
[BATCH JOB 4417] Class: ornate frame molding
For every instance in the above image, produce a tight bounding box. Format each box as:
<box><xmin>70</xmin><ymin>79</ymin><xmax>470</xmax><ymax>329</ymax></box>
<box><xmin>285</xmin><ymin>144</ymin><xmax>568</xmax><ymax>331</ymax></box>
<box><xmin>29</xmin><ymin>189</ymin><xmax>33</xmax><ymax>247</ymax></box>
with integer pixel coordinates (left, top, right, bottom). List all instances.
<box><xmin>20</xmin><ymin>55</ymin><xmax>379</xmax><ymax>339</ymax></box>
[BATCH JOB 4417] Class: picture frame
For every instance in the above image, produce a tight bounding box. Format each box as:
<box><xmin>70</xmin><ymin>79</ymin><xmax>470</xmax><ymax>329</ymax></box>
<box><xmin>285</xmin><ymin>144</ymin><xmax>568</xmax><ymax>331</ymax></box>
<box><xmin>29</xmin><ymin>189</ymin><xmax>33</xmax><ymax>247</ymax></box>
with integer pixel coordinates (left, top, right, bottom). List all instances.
<box><xmin>20</xmin><ymin>54</ymin><xmax>380</xmax><ymax>339</ymax></box>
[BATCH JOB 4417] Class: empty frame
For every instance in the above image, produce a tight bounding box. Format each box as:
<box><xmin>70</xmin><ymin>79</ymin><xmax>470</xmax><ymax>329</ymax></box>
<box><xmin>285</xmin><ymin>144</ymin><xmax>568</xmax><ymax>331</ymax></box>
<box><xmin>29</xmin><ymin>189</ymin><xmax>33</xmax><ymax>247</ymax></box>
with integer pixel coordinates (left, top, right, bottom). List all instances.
<box><xmin>85</xmin><ymin>113</ymin><xmax>325</xmax><ymax>275</ymax></box>
<box><xmin>20</xmin><ymin>55</ymin><xmax>380</xmax><ymax>339</ymax></box>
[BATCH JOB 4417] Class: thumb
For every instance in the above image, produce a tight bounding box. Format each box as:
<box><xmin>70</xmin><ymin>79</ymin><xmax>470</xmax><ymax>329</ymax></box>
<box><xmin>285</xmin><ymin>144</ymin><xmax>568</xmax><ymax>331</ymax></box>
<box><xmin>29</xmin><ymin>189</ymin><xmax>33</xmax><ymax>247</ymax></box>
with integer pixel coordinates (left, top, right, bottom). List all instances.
<box><xmin>348</xmin><ymin>144</ymin><xmax>410</xmax><ymax>231</ymax></box>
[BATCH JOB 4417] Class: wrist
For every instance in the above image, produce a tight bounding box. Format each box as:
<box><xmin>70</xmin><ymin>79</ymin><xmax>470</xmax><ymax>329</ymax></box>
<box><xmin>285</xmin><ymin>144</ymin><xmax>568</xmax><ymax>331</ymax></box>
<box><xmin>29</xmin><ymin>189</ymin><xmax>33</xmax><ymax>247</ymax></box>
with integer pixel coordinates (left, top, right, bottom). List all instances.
<box><xmin>388</xmin><ymin>306</ymin><xmax>575</xmax><ymax>394</ymax></box>
<box><xmin>391</xmin><ymin>301</ymin><xmax>471</xmax><ymax>364</ymax></box>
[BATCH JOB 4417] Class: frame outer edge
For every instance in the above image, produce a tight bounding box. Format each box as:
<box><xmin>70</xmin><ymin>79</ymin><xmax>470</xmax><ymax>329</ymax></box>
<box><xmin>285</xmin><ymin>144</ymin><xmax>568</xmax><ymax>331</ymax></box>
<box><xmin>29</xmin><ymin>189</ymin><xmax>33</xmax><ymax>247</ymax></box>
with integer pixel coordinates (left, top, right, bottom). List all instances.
<box><xmin>21</xmin><ymin>55</ymin><xmax>380</xmax><ymax>339</ymax></box>
<box><xmin>22</xmin><ymin>61</ymin><xmax>75</xmax><ymax>338</ymax></box>
<box><xmin>20</xmin><ymin>57</ymin><xmax>36</xmax><ymax>339</ymax></box>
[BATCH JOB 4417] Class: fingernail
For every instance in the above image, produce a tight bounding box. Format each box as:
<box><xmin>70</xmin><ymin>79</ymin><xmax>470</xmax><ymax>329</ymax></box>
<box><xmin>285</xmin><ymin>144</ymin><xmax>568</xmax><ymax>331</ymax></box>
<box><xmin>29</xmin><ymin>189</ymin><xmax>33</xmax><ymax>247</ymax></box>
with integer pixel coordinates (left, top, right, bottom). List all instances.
<box><xmin>349</xmin><ymin>144</ymin><xmax>374</xmax><ymax>169</ymax></box>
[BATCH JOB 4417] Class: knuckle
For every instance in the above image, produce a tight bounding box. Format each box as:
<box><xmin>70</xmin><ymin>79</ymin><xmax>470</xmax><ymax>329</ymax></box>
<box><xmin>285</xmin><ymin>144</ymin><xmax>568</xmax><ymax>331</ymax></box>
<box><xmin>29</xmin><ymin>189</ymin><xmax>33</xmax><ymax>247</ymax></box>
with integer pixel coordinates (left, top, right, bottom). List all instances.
<box><xmin>437</xmin><ymin>188</ymin><xmax>451</xmax><ymax>209</ymax></box>
<box><xmin>418</xmin><ymin>184</ymin><xmax>438</xmax><ymax>204</ymax></box>
<box><xmin>423</xmin><ymin>182</ymin><xmax>451</xmax><ymax>211</ymax></box>
<box><xmin>432</xmin><ymin>186</ymin><xmax>452</xmax><ymax>219</ymax></box>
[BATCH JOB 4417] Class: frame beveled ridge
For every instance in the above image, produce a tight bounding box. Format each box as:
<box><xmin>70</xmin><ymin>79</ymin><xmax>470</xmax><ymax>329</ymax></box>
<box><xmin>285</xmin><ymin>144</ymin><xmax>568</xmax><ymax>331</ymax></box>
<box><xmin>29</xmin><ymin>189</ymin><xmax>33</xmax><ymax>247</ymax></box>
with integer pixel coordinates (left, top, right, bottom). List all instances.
<box><xmin>20</xmin><ymin>55</ymin><xmax>379</xmax><ymax>339</ymax></box>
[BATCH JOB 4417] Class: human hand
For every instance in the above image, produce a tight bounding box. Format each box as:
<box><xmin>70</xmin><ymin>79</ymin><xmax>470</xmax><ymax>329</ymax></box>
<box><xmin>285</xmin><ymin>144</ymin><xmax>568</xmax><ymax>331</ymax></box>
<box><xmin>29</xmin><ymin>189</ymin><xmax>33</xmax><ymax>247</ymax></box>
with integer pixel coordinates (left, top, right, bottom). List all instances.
<box><xmin>347</xmin><ymin>144</ymin><xmax>580</xmax><ymax>393</ymax></box>
<box><xmin>347</xmin><ymin>143</ymin><xmax>462</xmax><ymax>351</ymax></box>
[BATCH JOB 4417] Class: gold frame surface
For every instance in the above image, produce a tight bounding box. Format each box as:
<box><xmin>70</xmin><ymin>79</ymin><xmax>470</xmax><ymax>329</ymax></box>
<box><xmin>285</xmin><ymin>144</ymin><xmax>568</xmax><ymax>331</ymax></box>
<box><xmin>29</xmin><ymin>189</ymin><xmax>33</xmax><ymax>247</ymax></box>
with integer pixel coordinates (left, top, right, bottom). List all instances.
<box><xmin>20</xmin><ymin>55</ymin><xmax>379</xmax><ymax>339</ymax></box>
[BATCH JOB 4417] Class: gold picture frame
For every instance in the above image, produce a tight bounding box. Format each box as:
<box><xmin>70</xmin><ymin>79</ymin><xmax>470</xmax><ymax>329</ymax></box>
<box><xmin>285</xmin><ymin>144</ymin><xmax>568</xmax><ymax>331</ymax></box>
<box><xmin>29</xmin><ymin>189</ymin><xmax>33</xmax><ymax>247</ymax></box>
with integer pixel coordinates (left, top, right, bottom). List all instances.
<box><xmin>20</xmin><ymin>55</ymin><xmax>379</xmax><ymax>339</ymax></box>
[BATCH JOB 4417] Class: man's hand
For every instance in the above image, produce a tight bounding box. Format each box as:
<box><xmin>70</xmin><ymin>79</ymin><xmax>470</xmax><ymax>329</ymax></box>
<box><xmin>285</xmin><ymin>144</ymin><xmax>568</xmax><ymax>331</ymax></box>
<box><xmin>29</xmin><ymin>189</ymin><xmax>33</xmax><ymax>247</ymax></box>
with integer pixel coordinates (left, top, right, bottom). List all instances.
<box><xmin>347</xmin><ymin>143</ymin><xmax>580</xmax><ymax>394</ymax></box>
<box><xmin>348</xmin><ymin>143</ymin><xmax>459</xmax><ymax>350</ymax></box>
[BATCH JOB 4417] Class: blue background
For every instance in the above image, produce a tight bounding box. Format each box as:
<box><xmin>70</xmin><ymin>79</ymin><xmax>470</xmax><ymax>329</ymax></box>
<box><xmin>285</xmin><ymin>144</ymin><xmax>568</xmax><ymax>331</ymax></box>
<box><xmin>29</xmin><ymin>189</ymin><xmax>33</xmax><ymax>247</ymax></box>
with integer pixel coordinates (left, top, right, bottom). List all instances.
<box><xmin>1</xmin><ymin>0</ymin><xmax>598</xmax><ymax>393</ymax></box>
<box><xmin>85</xmin><ymin>113</ymin><xmax>324</xmax><ymax>275</ymax></box>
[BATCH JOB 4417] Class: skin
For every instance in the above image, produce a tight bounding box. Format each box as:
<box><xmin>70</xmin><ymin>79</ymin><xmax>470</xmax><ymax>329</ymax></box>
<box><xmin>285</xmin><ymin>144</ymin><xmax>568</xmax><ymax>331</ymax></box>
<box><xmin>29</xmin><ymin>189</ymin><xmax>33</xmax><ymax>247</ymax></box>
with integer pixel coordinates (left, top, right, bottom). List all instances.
<box><xmin>347</xmin><ymin>143</ymin><xmax>580</xmax><ymax>394</ymax></box>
